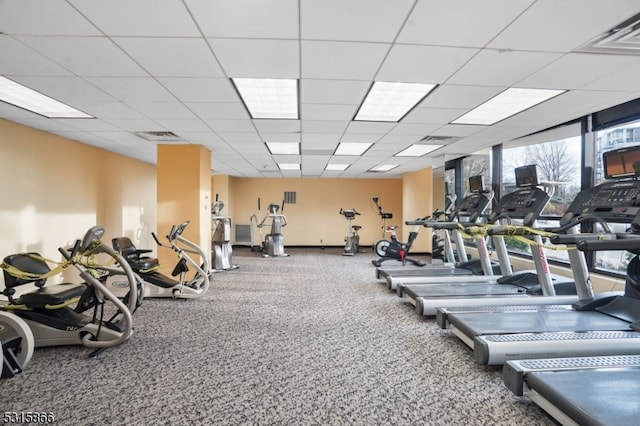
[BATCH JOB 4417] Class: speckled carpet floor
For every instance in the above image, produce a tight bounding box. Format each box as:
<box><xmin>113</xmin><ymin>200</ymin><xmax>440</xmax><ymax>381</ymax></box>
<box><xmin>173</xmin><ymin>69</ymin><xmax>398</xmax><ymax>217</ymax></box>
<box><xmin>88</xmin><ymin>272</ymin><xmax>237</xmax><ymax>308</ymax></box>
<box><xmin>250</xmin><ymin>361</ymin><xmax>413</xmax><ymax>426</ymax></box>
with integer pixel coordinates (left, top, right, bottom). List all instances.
<box><xmin>1</xmin><ymin>248</ymin><xmax>556</xmax><ymax>425</ymax></box>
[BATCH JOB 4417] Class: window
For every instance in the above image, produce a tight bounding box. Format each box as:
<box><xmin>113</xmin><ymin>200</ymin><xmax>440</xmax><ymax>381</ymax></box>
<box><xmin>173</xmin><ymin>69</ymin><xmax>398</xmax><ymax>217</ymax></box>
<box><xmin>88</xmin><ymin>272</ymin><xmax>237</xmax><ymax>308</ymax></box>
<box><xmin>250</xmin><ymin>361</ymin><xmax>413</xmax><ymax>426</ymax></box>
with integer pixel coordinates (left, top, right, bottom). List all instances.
<box><xmin>592</xmin><ymin>118</ymin><xmax>640</xmax><ymax>274</ymax></box>
<box><xmin>501</xmin><ymin>126</ymin><xmax>582</xmax><ymax>259</ymax></box>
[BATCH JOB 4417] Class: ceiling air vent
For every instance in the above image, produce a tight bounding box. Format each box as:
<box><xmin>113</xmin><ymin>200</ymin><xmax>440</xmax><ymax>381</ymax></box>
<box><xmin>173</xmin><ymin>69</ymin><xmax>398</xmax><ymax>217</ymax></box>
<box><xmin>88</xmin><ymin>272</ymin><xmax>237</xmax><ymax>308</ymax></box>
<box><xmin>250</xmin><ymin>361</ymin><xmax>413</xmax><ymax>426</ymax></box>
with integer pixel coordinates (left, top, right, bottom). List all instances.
<box><xmin>575</xmin><ymin>12</ymin><xmax>640</xmax><ymax>55</ymax></box>
<box><xmin>419</xmin><ymin>135</ymin><xmax>461</xmax><ymax>144</ymax></box>
<box><xmin>134</xmin><ymin>131</ymin><xmax>183</xmax><ymax>142</ymax></box>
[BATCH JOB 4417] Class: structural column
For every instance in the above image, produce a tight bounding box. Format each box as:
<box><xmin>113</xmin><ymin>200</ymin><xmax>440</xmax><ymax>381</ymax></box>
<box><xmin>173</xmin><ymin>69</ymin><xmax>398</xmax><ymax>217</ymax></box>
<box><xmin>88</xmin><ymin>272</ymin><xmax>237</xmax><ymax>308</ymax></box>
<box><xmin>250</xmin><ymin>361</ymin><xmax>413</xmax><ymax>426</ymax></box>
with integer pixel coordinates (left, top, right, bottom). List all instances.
<box><xmin>157</xmin><ymin>144</ymin><xmax>212</xmax><ymax>273</ymax></box>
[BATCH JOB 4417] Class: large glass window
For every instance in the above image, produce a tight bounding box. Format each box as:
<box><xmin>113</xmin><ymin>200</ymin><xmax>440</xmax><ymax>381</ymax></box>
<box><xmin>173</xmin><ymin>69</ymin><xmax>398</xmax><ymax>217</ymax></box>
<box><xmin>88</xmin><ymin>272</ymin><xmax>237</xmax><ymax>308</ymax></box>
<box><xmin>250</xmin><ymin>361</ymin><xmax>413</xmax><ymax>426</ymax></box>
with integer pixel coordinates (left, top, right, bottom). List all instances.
<box><xmin>593</xmin><ymin>118</ymin><xmax>640</xmax><ymax>274</ymax></box>
<box><xmin>501</xmin><ymin>128</ymin><xmax>582</xmax><ymax>259</ymax></box>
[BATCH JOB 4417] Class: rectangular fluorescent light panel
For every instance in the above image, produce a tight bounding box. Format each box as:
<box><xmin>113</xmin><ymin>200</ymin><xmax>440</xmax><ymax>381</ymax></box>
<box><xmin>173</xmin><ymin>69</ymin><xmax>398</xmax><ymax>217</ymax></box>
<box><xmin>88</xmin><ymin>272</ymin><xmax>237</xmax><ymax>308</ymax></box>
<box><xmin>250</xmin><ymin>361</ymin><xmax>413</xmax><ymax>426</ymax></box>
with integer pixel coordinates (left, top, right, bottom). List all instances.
<box><xmin>354</xmin><ymin>81</ymin><xmax>437</xmax><ymax>122</ymax></box>
<box><xmin>334</xmin><ymin>142</ymin><xmax>372</xmax><ymax>156</ymax></box>
<box><xmin>266</xmin><ymin>142</ymin><xmax>299</xmax><ymax>155</ymax></box>
<box><xmin>325</xmin><ymin>164</ymin><xmax>349</xmax><ymax>171</ymax></box>
<box><xmin>452</xmin><ymin>88</ymin><xmax>566</xmax><ymax>125</ymax></box>
<box><xmin>0</xmin><ymin>76</ymin><xmax>93</xmax><ymax>118</ymax></box>
<box><xmin>395</xmin><ymin>144</ymin><xmax>443</xmax><ymax>157</ymax></box>
<box><xmin>370</xmin><ymin>164</ymin><xmax>398</xmax><ymax>172</ymax></box>
<box><xmin>278</xmin><ymin>163</ymin><xmax>300</xmax><ymax>170</ymax></box>
<box><xmin>232</xmin><ymin>78</ymin><xmax>298</xmax><ymax>119</ymax></box>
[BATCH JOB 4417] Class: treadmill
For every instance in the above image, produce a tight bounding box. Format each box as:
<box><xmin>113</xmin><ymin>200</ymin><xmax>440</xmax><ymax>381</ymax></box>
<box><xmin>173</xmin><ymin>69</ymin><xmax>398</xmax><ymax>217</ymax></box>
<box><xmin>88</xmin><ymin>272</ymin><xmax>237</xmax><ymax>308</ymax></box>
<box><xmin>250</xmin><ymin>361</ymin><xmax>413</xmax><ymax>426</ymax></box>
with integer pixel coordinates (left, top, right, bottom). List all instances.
<box><xmin>376</xmin><ymin>175</ymin><xmax>494</xmax><ymax>286</ymax></box>
<box><xmin>445</xmin><ymin>146</ymin><xmax>640</xmax><ymax>366</ymax></box>
<box><xmin>381</xmin><ymin>176</ymin><xmax>503</xmax><ymax>290</ymax></box>
<box><xmin>502</xmin><ymin>235</ymin><xmax>640</xmax><ymax>425</ymax></box>
<box><xmin>397</xmin><ymin>166</ymin><xmax>576</xmax><ymax>315</ymax></box>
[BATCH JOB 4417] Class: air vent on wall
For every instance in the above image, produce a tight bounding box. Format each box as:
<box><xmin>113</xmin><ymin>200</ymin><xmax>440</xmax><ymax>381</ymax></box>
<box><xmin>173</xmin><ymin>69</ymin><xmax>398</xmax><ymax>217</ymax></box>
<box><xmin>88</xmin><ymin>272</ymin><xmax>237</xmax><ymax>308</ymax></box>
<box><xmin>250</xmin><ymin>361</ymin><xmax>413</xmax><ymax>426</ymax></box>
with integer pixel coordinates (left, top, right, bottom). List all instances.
<box><xmin>133</xmin><ymin>131</ymin><xmax>183</xmax><ymax>142</ymax></box>
<box><xmin>419</xmin><ymin>135</ymin><xmax>461</xmax><ymax>144</ymax></box>
<box><xmin>575</xmin><ymin>12</ymin><xmax>640</xmax><ymax>55</ymax></box>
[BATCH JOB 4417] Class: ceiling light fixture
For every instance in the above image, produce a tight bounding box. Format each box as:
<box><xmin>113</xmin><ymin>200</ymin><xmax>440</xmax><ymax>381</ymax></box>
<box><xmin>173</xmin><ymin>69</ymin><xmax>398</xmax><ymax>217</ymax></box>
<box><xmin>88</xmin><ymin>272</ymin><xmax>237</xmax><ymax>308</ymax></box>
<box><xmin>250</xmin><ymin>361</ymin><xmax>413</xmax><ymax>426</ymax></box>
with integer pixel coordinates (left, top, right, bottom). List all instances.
<box><xmin>232</xmin><ymin>78</ymin><xmax>299</xmax><ymax>119</ymax></box>
<box><xmin>334</xmin><ymin>142</ymin><xmax>372</xmax><ymax>156</ymax></box>
<box><xmin>325</xmin><ymin>164</ymin><xmax>350</xmax><ymax>171</ymax></box>
<box><xmin>354</xmin><ymin>81</ymin><xmax>437</xmax><ymax>122</ymax></box>
<box><xmin>451</xmin><ymin>87</ymin><xmax>566</xmax><ymax>126</ymax></box>
<box><xmin>0</xmin><ymin>76</ymin><xmax>93</xmax><ymax>118</ymax></box>
<box><xmin>369</xmin><ymin>164</ymin><xmax>398</xmax><ymax>172</ymax></box>
<box><xmin>266</xmin><ymin>142</ymin><xmax>300</xmax><ymax>155</ymax></box>
<box><xmin>278</xmin><ymin>163</ymin><xmax>300</xmax><ymax>170</ymax></box>
<box><xmin>395</xmin><ymin>144</ymin><xmax>443</xmax><ymax>157</ymax></box>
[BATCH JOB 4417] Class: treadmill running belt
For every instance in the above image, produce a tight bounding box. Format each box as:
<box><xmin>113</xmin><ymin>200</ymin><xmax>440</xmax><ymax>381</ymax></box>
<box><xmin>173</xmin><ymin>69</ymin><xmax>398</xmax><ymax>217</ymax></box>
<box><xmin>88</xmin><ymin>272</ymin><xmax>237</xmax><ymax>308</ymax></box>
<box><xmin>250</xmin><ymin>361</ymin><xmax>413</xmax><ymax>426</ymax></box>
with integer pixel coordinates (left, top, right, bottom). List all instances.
<box><xmin>527</xmin><ymin>368</ymin><xmax>640</xmax><ymax>426</ymax></box>
<box><xmin>450</xmin><ymin>310</ymin><xmax>630</xmax><ymax>336</ymax></box>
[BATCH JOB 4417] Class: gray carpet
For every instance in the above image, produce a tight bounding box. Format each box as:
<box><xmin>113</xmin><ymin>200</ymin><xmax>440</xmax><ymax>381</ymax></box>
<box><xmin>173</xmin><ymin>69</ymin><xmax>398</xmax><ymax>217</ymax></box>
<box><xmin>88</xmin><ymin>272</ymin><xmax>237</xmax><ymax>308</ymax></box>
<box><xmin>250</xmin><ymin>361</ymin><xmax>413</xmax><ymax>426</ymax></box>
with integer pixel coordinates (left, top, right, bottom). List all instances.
<box><xmin>2</xmin><ymin>248</ymin><xmax>556</xmax><ymax>425</ymax></box>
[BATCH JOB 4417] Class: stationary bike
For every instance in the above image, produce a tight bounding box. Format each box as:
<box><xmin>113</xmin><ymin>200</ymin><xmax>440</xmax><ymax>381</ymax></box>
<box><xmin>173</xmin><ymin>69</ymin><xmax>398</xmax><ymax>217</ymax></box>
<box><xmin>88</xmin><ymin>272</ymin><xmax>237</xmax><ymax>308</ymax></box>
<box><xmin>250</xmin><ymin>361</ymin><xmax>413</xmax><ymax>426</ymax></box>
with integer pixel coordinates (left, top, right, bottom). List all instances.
<box><xmin>211</xmin><ymin>199</ymin><xmax>238</xmax><ymax>271</ymax></box>
<box><xmin>251</xmin><ymin>199</ymin><xmax>289</xmax><ymax>257</ymax></box>
<box><xmin>339</xmin><ymin>208</ymin><xmax>363</xmax><ymax>256</ymax></box>
<box><xmin>0</xmin><ymin>226</ymin><xmax>138</xmax><ymax>363</ymax></box>
<box><xmin>372</xmin><ymin>217</ymin><xmax>429</xmax><ymax>267</ymax></box>
<box><xmin>111</xmin><ymin>220</ymin><xmax>211</xmax><ymax>299</ymax></box>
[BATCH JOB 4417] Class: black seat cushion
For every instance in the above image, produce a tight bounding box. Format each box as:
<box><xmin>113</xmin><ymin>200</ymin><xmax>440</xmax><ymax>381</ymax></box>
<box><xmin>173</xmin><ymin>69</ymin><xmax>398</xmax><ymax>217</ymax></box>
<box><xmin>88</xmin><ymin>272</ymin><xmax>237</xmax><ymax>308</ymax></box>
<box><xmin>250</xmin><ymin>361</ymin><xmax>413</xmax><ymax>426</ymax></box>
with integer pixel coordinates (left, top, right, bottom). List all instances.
<box><xmin>112</xmin><ymin>237</ymin><xmax>159</xmax><ymax>272</ymax></box>
<box><xmin>19</xmin><ymin>283</ymin><xmax>87</xmax><ymax>308</ymax></box>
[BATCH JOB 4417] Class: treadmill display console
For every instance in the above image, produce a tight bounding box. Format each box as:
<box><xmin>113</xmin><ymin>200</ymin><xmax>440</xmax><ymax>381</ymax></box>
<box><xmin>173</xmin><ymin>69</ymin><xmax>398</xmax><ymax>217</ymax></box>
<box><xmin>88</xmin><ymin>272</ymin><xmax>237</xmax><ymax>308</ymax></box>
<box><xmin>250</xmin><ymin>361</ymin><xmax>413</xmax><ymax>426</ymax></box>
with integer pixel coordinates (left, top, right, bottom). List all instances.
<box><xmin>569</xmin><ymin>180</ymin><xmax>640</xmax><ymax>221</ymax></box>
<box><xmin>490</xmin><ymin>187</ymin><xmax>550</xmax><ymax>226</ymax></box>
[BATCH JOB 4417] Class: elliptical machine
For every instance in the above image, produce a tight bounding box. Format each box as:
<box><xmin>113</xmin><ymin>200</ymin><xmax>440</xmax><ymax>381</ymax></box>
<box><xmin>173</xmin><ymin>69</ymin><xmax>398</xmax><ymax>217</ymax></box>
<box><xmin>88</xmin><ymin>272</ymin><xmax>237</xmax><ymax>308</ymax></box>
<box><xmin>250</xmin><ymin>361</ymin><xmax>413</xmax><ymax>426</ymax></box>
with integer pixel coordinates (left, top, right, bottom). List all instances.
<box><xmin>251</xmin><ymin>198</ymin><xmax>289</xmax><ymax>257</ymax></box>
<box><xmin>339</xmin><ymin>208</ymin><xmax>363</xmax><ymax>256</ymax></box>
<box><xmin>211</xmin><ymin>197</ymin><xmax>238</xmax><ymax>271</ymax></box>
<box><xmin>110</xmin><ymin>220</ymin><xmax>211</xmax><ymax>299</ymax></box>
<box><xmin>0</xmin><ymin>225</ymin><xmax>139</xmax><ymax>367</ymax></box>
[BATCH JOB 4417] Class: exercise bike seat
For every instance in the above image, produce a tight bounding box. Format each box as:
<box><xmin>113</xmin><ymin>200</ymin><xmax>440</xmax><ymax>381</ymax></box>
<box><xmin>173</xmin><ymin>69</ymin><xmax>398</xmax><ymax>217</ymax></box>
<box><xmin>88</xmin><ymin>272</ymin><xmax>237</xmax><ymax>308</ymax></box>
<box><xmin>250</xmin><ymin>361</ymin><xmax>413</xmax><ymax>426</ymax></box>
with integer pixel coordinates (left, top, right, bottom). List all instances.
<box><xmin>112</xmin><ymin>237</ymin><xmax>159</xmax><ymax>272</ymax></box>
<box><xmin>2</xmin><ymin>253</ymin><xmax>87</xmax><ymax>308</ymax></box>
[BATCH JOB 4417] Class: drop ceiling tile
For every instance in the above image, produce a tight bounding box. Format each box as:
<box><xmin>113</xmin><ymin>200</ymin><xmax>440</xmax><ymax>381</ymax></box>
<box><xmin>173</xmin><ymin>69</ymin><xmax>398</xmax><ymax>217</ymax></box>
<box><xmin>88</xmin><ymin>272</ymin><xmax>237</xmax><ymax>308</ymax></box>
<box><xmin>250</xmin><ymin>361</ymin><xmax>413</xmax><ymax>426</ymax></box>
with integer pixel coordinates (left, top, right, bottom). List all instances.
<box><xmin>53</xmin><ymin>118</ymin><xmax>122</xmax><ymax>132</ymax></box>
<box><xmin>488</xmin><ymin>0</ymin><xmax>640</xmax><ymax>52</ymax></box>
<box><xmin>517</xmin><ymin>53</ymin><xmax>640</xmax><ymax>90</ymax></box>
<box><xmin>301</xmin><ymin>41</ymin><xmax>390</xmax><ymax>80</ymax></box>
<box><xmin>158</xmin><ymin>77</ymin><xmax>239</xmax><ymax>102</ymax></box>
<box><xmin>186</xmin><ymin>0</ymin><xmax>299</xmax><ymax>39</ymax></box>
<box><xmin>260</xmin><ymin>133</ymin><xmax>300</xmax><ymax>143</ymax></box>
<box><xmin>87</xmin><ymin>77</ymin><xmax>177</xmax><ymax>103</ymax></box>
<box><xmin>217</xmin><ymin>132</ymin><xmax>262</xmax><ymax>143</ymax></box>
<box><xmin>376</xmin><ymin>44</ymin><xmax>479</xmax><ymax>83</ymax></box>
<box><xmin>70</xmin><ymin>0</ymin><xmax>200</xmax><ymax>36</ymax></box>
<box><xmin>339</xmin><ymin>134</ymin><xmax>382</xmax><ymax>143</ymax></box>
<box><xmin>301</xmin><ymin>79</ymin><xmax>370</xmax><ymax>105</ymax></box>
<box><xmin>300</xmin><ymin>134</ymin><xmax>342</xmax><ymax>144</ymax></box>
<box><xmin>151</xmin><ymin>118</ymin><xmax>211</xmax><ymax>132</ymax></box>
<box><xmin>448</xmin><ymin>49</ymin><xmax>562</xmax><ymax>86</ymax></box>
<box><xmin>204</xmin><ymin>119</ymin><xmax>255</xmax><ymax>133</ymax></box>
<box><xmin>210</xmin><ymin>38</ymin><xmax>299</xmax><ymax>78</ymax></box>
<box><xmin>0</xmin><ymin>37</ymin><xmax>72</xmax><ymax>76</ymax></box>
<box><xmin>185</xmin><ymin>102</ymin><xmax>250</xmax><ymax>120</ymax></box>
<box><xmin>253</xmin><ymin>119</ymin><xmax>300</xmax><ymax>133</ymax></box>
<box><xmin>0</xmin><ymin>0</ymin><xmax>100</xmax><ymax>35</ymax></box>
<box><xmin>12</xmin><ymin>76</ymin><xmax>116</xmax><ymax>105</ymax></box>
<box><xmin>403</xmin><ymin>107</ymin><xmax>468</xmax><ymax>125</ymax></box>
<box><xmin>398</xmin><ymin>0</ymin><xmax>533</xmax><ymax>47</ymax></box>
<box><xmin>344</xmin><ymin>121</ymin><xmax>396</xmax><ymax>134</ymax></box>
<box><xmin>580</xmin><ymin>63</ymin><xmax>640</xmax><ymax>91</ymax></box>
<box><xmin>419</xmin><ymin>85</ymin><xmax>503</xmax><ymax>109</ymax></box>
<box><xmin>105</xmin><ymin>118</ymin><xmax>166</xmax><ymax>132</ymax></box>
<box><xmin>76</xmin><ymin>102</ymin><xmax>146</xmax><ymax>120</ymax></box>
<box><xmin>128</xmin><ymin>102</ymin><xmax>198</xmax><ymax>119</ymax></box>
<box><xmin>388</xmin><ymin>123</ymin><xmax>442</xmax><ymax>136</ymax></box>
<box><xmin>16</xmin><ymin>36</ymin><xmax>148</xmax><ymax>77</ymax></box>
<box><xmin>113</xmin><ymin>38</ymin><xmax>224</xmax><ymax>77</ymax></box>
<box><xmin>301</xmin><ymin>104</ymin><xmax>358</xmax><ymax>121</ymax></box>
<box><xmin>301</xmin><ymin>120</ymin><xmax>349</xmax><ymax>134</ymax></box>
<box><xmin>301</xmin><ymin>0</ymin><xmax>414</xmax><ymax>42</ymax></box>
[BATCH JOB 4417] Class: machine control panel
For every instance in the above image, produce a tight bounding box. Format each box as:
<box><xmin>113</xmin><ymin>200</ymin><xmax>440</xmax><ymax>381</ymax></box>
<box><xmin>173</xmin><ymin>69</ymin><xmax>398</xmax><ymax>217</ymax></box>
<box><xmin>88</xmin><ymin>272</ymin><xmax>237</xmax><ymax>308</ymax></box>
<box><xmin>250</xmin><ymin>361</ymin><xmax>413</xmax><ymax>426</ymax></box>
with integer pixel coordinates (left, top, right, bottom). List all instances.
<box><xmin>490</xmin><ymin>187</ymin><xmax>551</xmax><ymax>226</ymax></box>
<box><xmin>567</xmin><ymin>180</ymin><xmax>640</xmax><ymax>222</ymax></box>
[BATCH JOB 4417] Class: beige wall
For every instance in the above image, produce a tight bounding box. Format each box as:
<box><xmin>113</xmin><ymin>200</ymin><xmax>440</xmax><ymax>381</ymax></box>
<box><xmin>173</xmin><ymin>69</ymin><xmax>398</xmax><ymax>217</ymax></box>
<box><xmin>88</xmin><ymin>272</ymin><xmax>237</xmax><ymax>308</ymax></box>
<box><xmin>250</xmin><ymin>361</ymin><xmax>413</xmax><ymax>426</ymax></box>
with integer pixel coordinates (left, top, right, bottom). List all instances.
<box><xmin>0</xmin><ymin>119</ymin><xmax>157</xmax><ymax>285</ymax></box>
<box><xmin>222</xmin><ymin>177</ymin><xmax>403</xmax><ymax>248</ymax></box>
<box><xmin>402</xmin><ymin>168</ymin><xmax>434</xmax><ymax>252</ymax></box>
